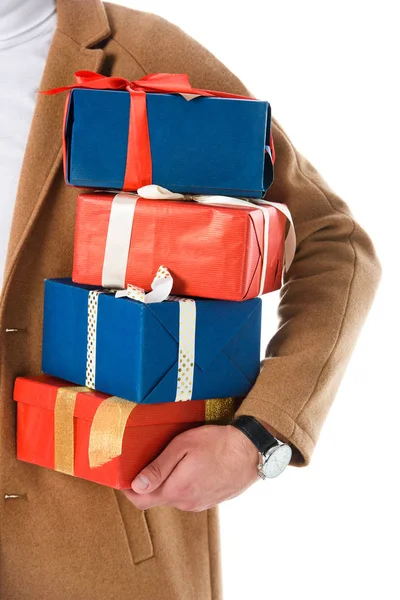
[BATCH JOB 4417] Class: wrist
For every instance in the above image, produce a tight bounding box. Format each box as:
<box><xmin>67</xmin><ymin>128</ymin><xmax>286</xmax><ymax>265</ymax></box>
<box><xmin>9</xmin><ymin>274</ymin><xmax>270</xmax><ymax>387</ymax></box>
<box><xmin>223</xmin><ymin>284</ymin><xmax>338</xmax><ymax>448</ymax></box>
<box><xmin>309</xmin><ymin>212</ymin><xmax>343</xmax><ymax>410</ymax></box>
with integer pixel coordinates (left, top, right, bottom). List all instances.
<box><xmin>227</xmin><ymin>424</ymin><xmax>259</xmax><ymax>464</ymax></box>
<box><xmin>231</xmin><ymin>415</ymin><xmax>292</xmax><ymax>479</ymax></box>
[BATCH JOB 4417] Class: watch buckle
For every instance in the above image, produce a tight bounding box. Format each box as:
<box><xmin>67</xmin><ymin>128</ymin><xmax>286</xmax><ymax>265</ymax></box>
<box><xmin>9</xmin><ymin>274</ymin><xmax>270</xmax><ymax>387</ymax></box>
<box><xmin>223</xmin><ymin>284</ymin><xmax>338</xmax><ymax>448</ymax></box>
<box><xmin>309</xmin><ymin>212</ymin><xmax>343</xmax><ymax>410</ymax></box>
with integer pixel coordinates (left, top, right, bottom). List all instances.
<box><xmin>257</xmin><ymin>453</ymin><xmax>267</xmax><ymax>480</ymax></box>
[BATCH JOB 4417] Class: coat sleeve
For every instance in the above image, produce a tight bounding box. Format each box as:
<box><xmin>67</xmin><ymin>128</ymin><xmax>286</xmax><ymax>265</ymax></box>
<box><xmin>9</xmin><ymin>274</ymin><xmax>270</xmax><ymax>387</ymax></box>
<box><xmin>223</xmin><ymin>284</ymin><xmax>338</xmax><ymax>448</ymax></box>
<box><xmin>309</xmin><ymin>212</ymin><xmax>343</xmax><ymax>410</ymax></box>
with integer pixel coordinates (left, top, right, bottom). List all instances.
<box><xmin>108</xmin><ymin>7</ymin><xmax>382</xmax><ymax>465</ymax></box>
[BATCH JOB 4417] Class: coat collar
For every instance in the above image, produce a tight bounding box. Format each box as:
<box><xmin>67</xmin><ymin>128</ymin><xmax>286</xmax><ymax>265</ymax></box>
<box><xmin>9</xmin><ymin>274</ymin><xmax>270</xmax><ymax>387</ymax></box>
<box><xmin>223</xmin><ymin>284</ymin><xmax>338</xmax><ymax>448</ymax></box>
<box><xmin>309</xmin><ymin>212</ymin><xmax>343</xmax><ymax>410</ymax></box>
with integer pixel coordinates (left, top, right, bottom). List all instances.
<box><xmin>1</xmin><ymin>0</ymin><xmax>111</xmax><ymax>317</ymax></box>
<box><xmin>57</xmin><ymin>0</ymin><xmax>110</xmax><ymax>48</ymax></box>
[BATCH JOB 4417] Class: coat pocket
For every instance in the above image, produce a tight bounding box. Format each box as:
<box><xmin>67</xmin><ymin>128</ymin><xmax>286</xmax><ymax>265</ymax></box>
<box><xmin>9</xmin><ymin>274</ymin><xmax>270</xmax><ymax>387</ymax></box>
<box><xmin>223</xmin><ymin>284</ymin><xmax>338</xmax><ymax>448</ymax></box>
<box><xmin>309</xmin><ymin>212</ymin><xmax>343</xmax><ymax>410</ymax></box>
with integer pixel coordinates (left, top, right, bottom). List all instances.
<box><xmin>114</xmin><ymin>491</ymin><xmax>154</xmax><ymax>564</ymax></box>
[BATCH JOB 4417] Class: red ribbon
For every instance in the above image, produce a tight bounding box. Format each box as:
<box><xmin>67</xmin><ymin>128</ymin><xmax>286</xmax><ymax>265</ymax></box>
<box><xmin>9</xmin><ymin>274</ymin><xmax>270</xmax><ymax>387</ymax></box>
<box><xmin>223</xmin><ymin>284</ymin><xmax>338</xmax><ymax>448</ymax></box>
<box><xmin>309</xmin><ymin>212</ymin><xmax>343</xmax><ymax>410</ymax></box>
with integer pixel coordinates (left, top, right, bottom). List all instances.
<box><xmin>43</xmin><ymin>71</ymin><xmax>275</xmax><ymax>190</ymax></box>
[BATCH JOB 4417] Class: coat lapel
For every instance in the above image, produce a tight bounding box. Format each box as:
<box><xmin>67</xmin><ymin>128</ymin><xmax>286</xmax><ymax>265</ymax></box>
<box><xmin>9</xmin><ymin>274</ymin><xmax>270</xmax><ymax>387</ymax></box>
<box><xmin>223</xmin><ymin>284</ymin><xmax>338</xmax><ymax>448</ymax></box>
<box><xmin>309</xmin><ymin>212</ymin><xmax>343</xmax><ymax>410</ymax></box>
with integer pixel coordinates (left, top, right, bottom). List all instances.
<box><xmin>1</xmin><ymin>0</ymin><xmax>110</xmax><ymax>314</ymax></box>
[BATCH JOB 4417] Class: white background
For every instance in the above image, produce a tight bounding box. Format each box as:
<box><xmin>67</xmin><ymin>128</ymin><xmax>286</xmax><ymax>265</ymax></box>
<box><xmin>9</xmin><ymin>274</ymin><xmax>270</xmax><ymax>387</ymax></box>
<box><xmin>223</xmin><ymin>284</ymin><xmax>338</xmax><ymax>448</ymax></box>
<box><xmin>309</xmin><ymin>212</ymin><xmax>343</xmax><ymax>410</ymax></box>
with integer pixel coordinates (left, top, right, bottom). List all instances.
<box><xmin>116</xmin><ymin>2</ymin><xmax>398</xmax><ymax>598</ymax></box>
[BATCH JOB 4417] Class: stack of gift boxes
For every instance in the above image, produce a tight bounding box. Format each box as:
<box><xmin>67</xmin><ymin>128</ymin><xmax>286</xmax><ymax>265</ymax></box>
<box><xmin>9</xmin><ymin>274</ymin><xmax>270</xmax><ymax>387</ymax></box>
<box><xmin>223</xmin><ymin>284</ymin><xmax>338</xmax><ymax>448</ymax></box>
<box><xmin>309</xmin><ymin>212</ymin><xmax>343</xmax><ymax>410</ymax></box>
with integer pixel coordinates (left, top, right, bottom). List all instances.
<box><xmin>14</xmin><ymin>73</ymin><xmax>295</xmax><ymax>489</ymax></box>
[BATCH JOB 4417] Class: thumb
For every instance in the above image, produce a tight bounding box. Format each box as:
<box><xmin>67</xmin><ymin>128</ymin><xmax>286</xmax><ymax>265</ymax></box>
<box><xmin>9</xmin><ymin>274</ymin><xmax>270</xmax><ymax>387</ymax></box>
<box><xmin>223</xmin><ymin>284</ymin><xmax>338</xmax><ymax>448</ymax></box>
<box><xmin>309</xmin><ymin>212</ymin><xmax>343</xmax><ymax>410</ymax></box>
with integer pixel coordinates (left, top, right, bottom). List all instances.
<box><xmin>131</xmin><ymin>436</ymin><xmax>186</xmax><ymax>494</ymax></box>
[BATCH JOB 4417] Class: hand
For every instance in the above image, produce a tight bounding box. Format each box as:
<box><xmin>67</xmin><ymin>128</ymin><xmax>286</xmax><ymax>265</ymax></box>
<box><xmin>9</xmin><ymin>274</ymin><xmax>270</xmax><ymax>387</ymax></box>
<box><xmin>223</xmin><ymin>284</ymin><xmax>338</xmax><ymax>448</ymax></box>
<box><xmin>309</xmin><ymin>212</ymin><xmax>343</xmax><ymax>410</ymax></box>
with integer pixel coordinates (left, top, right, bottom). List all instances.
<box><xmin>123</xmin><ymin>424</ymin><xmax>260</xmax><ymax>512</ymax></box>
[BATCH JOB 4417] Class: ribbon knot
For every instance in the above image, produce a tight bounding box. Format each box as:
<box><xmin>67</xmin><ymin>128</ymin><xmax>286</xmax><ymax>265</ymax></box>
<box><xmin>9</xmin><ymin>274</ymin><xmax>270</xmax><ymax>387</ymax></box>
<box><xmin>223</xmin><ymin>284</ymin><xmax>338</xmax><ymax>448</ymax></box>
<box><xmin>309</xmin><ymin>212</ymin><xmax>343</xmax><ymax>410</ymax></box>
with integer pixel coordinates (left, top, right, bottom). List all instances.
<box><xmin>42</xmin><ymin>71</ymin><xmax>253</xmax><ymax>99</ymax></box>
<box><xmin>114</xmin><ymin>265</ymin><xmax>173</xmax><ymax>303</ymax></box>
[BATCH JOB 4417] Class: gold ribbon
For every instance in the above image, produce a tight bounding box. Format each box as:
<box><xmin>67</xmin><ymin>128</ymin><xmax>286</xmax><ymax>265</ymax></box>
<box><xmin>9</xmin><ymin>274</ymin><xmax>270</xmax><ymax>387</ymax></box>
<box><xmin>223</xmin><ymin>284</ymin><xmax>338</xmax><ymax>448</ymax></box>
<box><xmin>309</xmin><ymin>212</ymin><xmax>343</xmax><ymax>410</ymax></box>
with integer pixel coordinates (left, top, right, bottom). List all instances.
<box><xmin>54</xmin><ymin>386</ymin><xmax>236</xmax><ymax>473</ymax></box>
<box><xmin>88</xmin><ymin>397</ymin><xmax>236</xmax><ymax>469</ymax></box>
<box><xmin>54</xmin><ymin>386</ymin><xmax>89</xmax><ymax>475</ymax></box>
<box><xmin>205</xmin><ymin>397</ymin><xmax>236</xmax><ymax>424</ymax></box>
<box><xmin>88</xmin><ymin>396</ymin><xmax>137</xmax><ymax>469</ymax></box>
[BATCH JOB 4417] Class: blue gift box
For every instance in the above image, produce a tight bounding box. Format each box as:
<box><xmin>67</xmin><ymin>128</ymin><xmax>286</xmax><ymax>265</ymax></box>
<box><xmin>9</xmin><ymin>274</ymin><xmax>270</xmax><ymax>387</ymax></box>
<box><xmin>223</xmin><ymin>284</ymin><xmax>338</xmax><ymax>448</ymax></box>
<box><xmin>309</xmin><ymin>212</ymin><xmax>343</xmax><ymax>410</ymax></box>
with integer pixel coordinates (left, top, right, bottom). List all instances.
<box><xmin>42</xmin><ymin>279</ymin><xmax>262</xmax><ymax>404</ymax></box>
<box><xmin>64</xmin><ymin>88</ymin><xmax>273</xmax><ymax>198</ymax></box>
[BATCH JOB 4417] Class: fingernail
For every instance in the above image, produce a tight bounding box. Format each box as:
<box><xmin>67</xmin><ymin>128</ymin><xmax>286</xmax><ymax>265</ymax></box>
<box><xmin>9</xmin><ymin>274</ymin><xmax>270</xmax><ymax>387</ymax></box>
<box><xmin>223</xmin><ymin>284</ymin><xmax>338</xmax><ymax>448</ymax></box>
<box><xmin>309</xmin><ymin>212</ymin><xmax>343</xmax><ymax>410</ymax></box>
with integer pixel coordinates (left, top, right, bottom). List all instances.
<box><xmin>132</xmin><ymin>474</ymin><xmax>150</xmax><ymax>490</ymax></box>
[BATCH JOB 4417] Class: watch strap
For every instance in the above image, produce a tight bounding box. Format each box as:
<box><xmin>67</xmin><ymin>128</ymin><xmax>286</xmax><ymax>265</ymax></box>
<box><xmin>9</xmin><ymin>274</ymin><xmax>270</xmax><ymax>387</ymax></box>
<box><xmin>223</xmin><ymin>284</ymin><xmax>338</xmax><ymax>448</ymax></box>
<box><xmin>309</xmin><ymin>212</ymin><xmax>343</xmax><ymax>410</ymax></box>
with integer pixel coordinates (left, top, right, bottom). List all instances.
<box><xmin>232</xmin><ymin>415</ymin><xmax>279</xmax><ymax>455</ymax></box>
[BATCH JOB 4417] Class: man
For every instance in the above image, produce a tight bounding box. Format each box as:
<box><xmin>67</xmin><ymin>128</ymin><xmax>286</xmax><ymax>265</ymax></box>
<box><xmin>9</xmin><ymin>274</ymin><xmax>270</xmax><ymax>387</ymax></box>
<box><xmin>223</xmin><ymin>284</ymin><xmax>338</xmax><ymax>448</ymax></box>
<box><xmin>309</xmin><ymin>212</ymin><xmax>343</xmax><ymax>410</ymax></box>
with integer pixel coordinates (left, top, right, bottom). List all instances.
<box><xmin>0</xmin><ymin>0</ymin><xmax>381</xmax><ymax>599</ymax></box>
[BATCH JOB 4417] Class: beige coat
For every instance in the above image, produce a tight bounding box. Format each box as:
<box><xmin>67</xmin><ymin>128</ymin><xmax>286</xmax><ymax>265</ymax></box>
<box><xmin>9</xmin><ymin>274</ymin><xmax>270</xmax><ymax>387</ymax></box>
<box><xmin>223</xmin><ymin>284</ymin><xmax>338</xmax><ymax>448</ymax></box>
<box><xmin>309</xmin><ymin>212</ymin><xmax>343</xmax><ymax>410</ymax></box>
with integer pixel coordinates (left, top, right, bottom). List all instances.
<box><xmin>0</xmin><ymin>1</ymin><xmax>381</xmax><ymax>598</ymax></box>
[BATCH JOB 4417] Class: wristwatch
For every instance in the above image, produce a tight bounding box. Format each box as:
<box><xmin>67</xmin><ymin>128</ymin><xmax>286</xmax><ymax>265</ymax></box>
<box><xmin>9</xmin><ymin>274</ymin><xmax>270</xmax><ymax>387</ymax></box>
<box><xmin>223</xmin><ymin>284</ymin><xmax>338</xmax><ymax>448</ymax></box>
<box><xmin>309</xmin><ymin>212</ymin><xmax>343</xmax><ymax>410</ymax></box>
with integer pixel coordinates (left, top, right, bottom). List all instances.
<box><xmin>232</xmin><ymin>415</ymin><xmax>292</xmax><ymax>479</ymax></box>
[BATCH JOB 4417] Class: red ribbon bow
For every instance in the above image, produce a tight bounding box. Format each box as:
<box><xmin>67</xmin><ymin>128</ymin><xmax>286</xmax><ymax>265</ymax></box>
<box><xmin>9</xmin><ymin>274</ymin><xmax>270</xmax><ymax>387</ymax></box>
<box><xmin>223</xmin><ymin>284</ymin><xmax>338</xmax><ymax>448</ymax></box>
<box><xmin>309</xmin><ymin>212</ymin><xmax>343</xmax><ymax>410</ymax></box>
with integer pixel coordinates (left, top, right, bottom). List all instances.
<box><xmin>43</xmin><ymin>71</ymin><xmax>275</xmax><ymax>190</ymax></box>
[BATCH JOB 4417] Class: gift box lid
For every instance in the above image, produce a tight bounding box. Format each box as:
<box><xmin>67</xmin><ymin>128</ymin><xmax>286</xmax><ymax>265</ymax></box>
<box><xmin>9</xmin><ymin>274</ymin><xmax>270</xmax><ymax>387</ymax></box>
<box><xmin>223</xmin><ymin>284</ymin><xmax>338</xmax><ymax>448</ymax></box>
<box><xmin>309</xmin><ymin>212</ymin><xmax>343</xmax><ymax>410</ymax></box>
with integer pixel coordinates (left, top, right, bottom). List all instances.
<box><xmin>14</xmin><ymin>376</ymin><xmax>237</xmax><ymax>427</ymax></box>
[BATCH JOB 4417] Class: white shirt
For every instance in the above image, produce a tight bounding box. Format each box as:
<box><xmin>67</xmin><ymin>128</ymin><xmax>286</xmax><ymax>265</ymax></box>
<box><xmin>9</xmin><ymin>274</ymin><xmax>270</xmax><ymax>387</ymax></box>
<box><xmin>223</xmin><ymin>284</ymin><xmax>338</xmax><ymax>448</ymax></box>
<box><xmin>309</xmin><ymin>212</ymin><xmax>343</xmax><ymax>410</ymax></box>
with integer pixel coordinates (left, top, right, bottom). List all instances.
<box><xmin>0</xmin><ymin>0</ymin><xmax>57</xmax><ymax>289</ymax></box>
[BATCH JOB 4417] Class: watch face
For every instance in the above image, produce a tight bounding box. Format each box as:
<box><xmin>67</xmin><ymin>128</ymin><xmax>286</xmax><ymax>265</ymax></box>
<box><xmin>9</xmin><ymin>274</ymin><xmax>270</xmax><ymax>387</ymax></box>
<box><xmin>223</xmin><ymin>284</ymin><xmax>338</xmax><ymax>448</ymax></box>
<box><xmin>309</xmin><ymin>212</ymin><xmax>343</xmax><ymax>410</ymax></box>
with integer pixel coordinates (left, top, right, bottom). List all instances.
<box><xmin>263</xmin><ymin>445</ymin><xmax>292</xmax><ymax>478</ymax></box>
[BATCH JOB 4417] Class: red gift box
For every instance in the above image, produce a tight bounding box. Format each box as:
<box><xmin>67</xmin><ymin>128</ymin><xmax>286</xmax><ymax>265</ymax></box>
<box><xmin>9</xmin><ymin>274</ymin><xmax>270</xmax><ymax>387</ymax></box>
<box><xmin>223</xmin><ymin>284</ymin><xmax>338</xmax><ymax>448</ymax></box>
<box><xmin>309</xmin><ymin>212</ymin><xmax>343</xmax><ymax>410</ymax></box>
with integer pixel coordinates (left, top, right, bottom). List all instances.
<box><xmin>72</xmin><ymin>192</ymin><xmax>289</xmax><ymax>301</ymax></box>
<box><xmin>14</xmin><ymin>376</ymin><xmax>238</xmax><ymax>490</ymax></box>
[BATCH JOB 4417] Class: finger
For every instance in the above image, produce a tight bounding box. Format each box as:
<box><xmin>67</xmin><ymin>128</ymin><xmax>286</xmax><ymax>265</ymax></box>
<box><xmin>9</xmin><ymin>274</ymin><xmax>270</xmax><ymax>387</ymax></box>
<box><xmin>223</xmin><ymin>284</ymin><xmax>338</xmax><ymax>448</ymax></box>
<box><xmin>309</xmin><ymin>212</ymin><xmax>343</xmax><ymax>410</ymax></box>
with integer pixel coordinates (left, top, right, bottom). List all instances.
<box><xmin>131</xmin><ymin>436</ymin><xmax>187</xmax><ymax>494</ymax></box>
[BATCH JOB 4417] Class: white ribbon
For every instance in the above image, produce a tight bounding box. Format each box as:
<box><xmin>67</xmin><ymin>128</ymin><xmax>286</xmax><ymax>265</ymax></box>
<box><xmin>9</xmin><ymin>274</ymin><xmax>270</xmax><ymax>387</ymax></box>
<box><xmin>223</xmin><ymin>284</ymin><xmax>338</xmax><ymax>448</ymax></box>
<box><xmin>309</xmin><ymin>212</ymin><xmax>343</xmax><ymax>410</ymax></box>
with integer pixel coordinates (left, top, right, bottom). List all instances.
<box><xmin>174</xmin><ymin>298</ymin><xmax>196</xmax><ymax>401</ymax></box>
<box><xmin>138</xmin><ymin>185</ymin><xmax>296</xmax><ymax>296</ymax></box>
<box><xmin>85</xmin><ymin>266</ymin><xmax>196</xmax><ymax>401</ymax></box>
<box><xmin>102</xmin><ymin>193</ymin><xmax>138</xmax><ymax>289</ymax></box>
